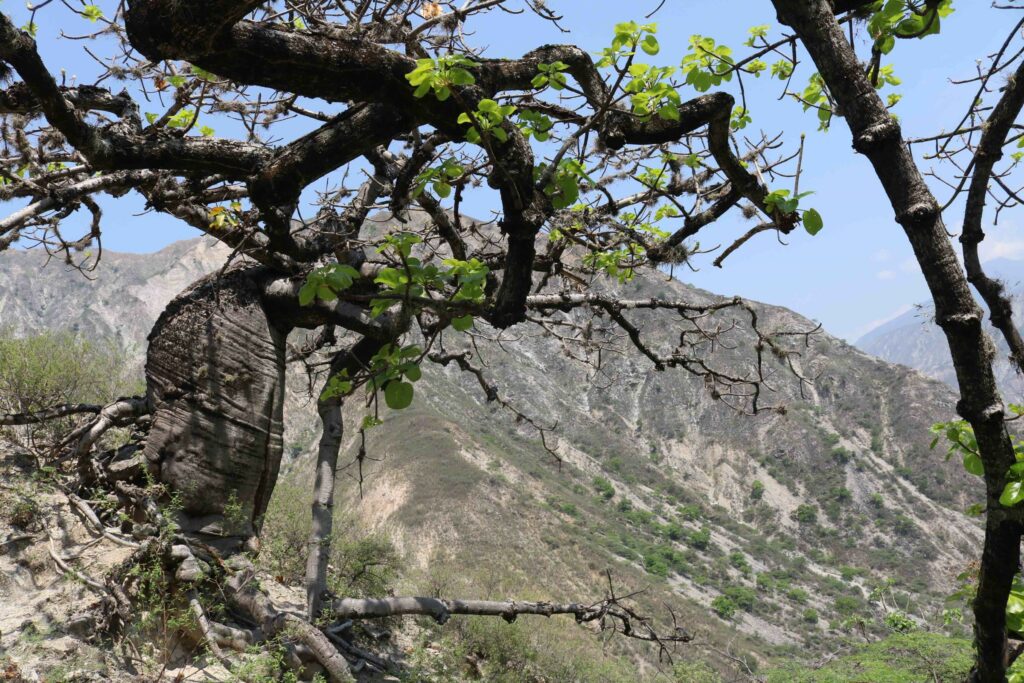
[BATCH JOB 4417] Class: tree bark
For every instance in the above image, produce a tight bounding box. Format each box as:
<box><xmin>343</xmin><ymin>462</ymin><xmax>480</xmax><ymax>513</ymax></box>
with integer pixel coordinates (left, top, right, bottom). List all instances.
<box><xmin>306</xmin><ymin>391</ymin><xmax>343</xmax><ymax>621</ymax></box>
<box><xmin>770</xmin><ymin>2</ymin><xmax>1021</xmax><ymax>680</ymax></box>
<box><xmin>143</xmin><ymin>265</ymin><xmax>288</xmax><ymax>540</ymax></box>
<box><xmin>305</xmin><ymin>336</ymin><xmax>392</xmax><ymax>620</ymax></box>
<box><xmin>226</xmin><ymin>556</ymin><xmax>355</xmax><ymax>683</ymax></box>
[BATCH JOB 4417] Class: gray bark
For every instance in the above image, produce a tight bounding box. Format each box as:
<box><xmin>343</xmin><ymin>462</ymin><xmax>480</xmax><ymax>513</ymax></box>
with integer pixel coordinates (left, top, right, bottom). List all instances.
<box><xmin>306</xmin><ymin>394</ymin><xmax>343</xmax><ymax>621</ymax></box>
<box><xmin>143</xmin><ymin>265</ymin><xmax>287</xmax><ymax>538</ymax></box>
<box><xmin>305</xmin><ymin>336</ymin><xmax>393</xmax><ymax>620</ymax></box>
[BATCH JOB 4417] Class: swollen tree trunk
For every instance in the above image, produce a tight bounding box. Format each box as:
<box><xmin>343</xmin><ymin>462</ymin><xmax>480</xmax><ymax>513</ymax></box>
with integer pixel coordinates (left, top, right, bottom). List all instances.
<box><xmin>771</xmin><ymin>2</ymin><xmax>1022</xmax><ymax>680</ymax></box>
<box><xmin>143</xmin><ymin>265</ymin><xmax>288</xmax><ymax>542</ymax></box>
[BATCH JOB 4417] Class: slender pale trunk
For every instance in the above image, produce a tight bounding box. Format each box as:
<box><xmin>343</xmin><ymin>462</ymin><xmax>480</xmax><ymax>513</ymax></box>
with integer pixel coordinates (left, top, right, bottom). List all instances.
<box><xmin>306</xmin><ymin>392</ymin><xmax>344</xmax><ymax>621</ymax></box>
<box><xmin>303</xmin><ymin>335</ymin><xmax>392</xmax><ymax>620</ymax></box>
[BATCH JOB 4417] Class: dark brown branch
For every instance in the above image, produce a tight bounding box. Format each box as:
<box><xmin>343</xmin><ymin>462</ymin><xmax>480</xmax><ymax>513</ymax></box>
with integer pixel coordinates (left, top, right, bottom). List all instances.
<box><xmin>0</xmin><ymin>403</ymin><xmax>101</xmax><ymax>426</ymax></box>
<box><xmin>771</xmin><ymin>1</ymin><xmax>1021</xmax><ymax>679</ymax></box>
<box><xmin>960</xmin><ymin>57</ymin><xmax>1024</xmax><ymax>375</ymax></box>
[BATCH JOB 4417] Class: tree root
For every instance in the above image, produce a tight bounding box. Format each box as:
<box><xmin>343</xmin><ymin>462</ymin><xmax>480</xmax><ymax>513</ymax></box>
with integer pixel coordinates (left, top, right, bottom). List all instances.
<box><xmin>46</xmin><ymin>532</ymin><xmax>106</xmax><ymax>591</ymax></box>
<box><xmin>188</xmin><ymin>590</ymin><xmax>235</xmax><ymax>670</ymax></box>
<box><xmin>224</xmin><ymin>555</ymin><xmax>356</xmax><ymax>683</ymax></box>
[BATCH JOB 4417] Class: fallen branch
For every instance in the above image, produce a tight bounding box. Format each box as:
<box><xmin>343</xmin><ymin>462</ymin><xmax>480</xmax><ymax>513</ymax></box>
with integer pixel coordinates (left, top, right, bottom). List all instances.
<box><xmin>331</xmin><ymin>594</ymin><xmax>692</xmax><ymax>647</ymax></box>
<box><xmin>66</xmin><ymin>491</ymin><xmax>140</xmax><ymax>549</ymax></box>
<box><xmin>73</xmin><ymin>397</ymin><xmax>148</xmax><ymax>459</ymax></box>
<box><xmin>188</xmin><ymin>590</ymin><xmax>234</xmax><ymax>670</ymax></box>
<box><xmin>0</xmin><ymin>403</ymin><xmax>101</xmax><ymax>426</ymax></box>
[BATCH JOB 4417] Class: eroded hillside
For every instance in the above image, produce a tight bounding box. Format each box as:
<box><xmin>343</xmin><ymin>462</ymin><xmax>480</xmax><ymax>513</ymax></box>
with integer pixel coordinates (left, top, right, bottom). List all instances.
<box><xmin>0</xmin><ymin>234</ymin><xmax>983</xmax><ymax>677</ymax></box>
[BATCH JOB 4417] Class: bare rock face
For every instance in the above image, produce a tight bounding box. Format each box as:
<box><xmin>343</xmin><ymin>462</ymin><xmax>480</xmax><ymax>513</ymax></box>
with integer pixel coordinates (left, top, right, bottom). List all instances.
<box><xmin>143</xmin><ymin>266</ymin><xmax>286</xmax><ymax>538</ymax></box>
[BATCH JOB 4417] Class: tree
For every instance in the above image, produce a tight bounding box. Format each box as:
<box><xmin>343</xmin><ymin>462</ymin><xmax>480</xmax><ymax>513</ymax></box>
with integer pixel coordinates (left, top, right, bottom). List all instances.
<box><xmin>0</xmin><ymin>1</ymin><xmax>1019</xmax><ymax>680</ymax></box>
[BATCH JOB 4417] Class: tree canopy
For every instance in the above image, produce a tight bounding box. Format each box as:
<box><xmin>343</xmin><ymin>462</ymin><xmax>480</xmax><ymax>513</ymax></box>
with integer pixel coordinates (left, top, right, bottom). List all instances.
<box><xmin>4</xmin><ymin>1</ymin><xmax>1024</xmax><ymax>681</ymax></box>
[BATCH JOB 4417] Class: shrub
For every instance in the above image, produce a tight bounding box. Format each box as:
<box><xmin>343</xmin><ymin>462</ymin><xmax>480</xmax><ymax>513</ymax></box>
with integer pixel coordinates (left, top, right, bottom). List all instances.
<box><xmin>592</xmin><ymin>476</ymin><xmax>615</xmax><ymax>500</ymax></box>
<box><xmin>260</xmin><ymin>481</ymin><xmax>401</xmax><ymax>598</ymax></box>
<box><xmin>711</xmin><ymin>595</ymin><xmax>737</xmax><ymax>620</ymax></box>
<box><xmin>840</xmin><ymin>566</ymin><xmax>864</xmax><ymax>582</ymax></box>
<box><xmin>663</xmin><ymin>522</ymin><xmax>684</xmax><ymax>541</ymax></box>
<box><xmin>678</xmin><ymin>504</ymin><xmax>701</xmax><ymax>521</ymax></box>
<box><xmin>0</xmin><ymin>329</ymin><xmax>140</xmax><ymax>449</ymax></box>
<box><xmin>724</xmin><ymin>585</ymin><xmax>757</xmax><ymax>612</ymax></box>
<box><xmin>729</xmin><ymin>551</ymin><xmax>751</xmax><ymax>574</ymax></box>
<box><xmin>673</xmin><ymin>660</ymin><xmax>722</xmax><ymax>682</ymax></box>
<box><xmin>751</xmin><ymin>479</ymin><xmax>765</xmax><ymax>500</ymax></box>
<box><xmin>643</xmin><ymin>553</ymin><xmax>670</xmax><ymax>577</ymax></box>
<box><xmin>884</xmin><ymin>611</ymin><xmax>916</xmax><ymax>633</ymax></box>
<box><xmin>687</xmin><ymin>526</ymin><xmax>712</xmax><ymax>551</ymax></box>
<box><xmin>802</xmin><ymin>608</ymin><xmax>819</xmax><ymax>624</ymax></box>
<box><xmin>893</xmin><ymin>514</ymin><xmax>917</xmax><ymax>537</ymax></box>
<box><xmin>834</xmin><ymin>595</ymin><xmax>863</xmax><ymax>616</ymax></box>
<box><xmin>756</xmin><ymin>573</ymin><xmax>775</xmax><ymax>592</ymax></box>
<box><xmin>792</xmin><ymin>504</ymin><xmax>817</xmax><ymax>525</ymax></box>
<box><xmin>7</xmin><ymin>497</ymin><xmax>39</xmax><ymax>529</ymax></box>
<box><xmin>763</xmin><ymin>632</ymin><xmax>974</xmax><ymax>682</ymax></box>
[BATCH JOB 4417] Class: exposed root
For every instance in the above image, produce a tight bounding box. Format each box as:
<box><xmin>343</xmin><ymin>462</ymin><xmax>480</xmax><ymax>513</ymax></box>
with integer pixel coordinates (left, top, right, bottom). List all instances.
<box><xmin>224</xmin><ymin>555</ymin><xmax>356</xmax><ymax>683</ymax></box>
<box><xmin>46</xmin><ymin>530</ymin><xmax>106</xmax><ymax>592</ymax></box>
<box><xmin>188</xmin><ymin>590</ymin><xmax>234</xmax><ymax>670</ymax></box>
<box><xmin>66</xmin><ymin>491</ymin><xmax>140</xmax><ymax>549</ymax></box>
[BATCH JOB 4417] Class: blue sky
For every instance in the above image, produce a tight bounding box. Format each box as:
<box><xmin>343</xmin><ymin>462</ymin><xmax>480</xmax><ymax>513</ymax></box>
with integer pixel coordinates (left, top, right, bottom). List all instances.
<box><xmin>2</xmin><ymin>1</ymin><xmax>1020</xmax><ymax>341</ymax></box>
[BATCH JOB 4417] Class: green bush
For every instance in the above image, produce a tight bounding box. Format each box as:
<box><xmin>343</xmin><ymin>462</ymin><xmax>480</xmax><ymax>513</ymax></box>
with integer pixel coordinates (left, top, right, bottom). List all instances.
<box><xmin>687</xmin><ymin>526</ymin><xmax>712</xmax><ymax>551</ymax></box>
<box><xmin>792</xmin><ymin>504</ymin><xmax>817</xmax><ymax>525</ymax></box>
<box><xmin>724</xmin><ymin>585</ymin><xmax>757</xmax><ymax>612</ymax></box>
<box><xmin>764</xmin><ymin>632</ymin><xmax>974</xmax><ymax>682</ymax></box>
<box><xmin>834</xmin><ymin>595</ymin><xmax>863</xmax><ymax>616</ymax></box>
<box><xmin>673</xmin><ymin>660</ymin><xmax>722</xmax><ymax>682</ymax></box>
<box><xmin>0</xmin><ymin>329</ymin><xmax>140</xmax><ymax>448</ymax></box>
<box><xmin>802</xmin><ymin>608</ymin><xmax>819</xmax><ymax>624</ymax></box>
<box><xmin>729</xmin><ymin>551</ymin><xmax>751</xmax><ymax>574</ymax></box>
<box><xmin>592</xmin><ymin>476</ymin><xmax>615</xmax><ymax>500</ymax></box>
<box><xmin>678</xmin><ymin>504</ymin><xmax>702</xmax><ymax>520</ymax></box>
<box><xmin>711</xmin><ymin>595</ymin><xmax>737</xmax><ymax>620</ymax></box>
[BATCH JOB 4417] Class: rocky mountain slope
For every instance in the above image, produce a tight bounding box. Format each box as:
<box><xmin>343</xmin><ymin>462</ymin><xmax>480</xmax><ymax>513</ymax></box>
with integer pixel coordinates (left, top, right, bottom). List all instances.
<box><xmin>857</xmin><ymin>258</ymin><xmax>1024</xmax><ymax>397</ymax></box>
<box><xmin>0</xmin><ymin>234</ymin><xmax>984</xmax><ymax>675</ymax></box>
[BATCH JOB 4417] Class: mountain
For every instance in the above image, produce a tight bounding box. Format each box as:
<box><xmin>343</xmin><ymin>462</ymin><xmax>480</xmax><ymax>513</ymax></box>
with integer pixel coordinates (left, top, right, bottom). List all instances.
<box><xmin>857</xmin><ymin>258</ymin><xmax>1024</xmax><ymax>396</ymax></box>
<box><xmin>0</xmin><ymin>235</ymin><xmax>984</xmax><ymax>676</ymax></box>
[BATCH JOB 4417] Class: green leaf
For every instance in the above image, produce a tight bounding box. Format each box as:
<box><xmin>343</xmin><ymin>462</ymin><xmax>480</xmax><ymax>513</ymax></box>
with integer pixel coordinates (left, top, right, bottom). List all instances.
<box><xmin>82</xmin><ymin>4</ymin><xmax>103</xmax><ymax>22</ymax></box>
<box><xmin>449</xmin><ymin>68</ymin><xmax>476</xmax><ymax>86</ymax></box>
<box><xmin>384</xmin><ymin>381</ymin><xmax>414</xmax><ymax>410</ymax></box>
<box><xmin>963</xmin><ymin>452</ymin><xmax>985</xmax><ymax>477</ymax></box>
<box><xmin>803</xmin><ymin>208</ymin><xmax>824</xmax><ymax>236</ymax></box>
<box><xmin>641</xmin><ymin>34</ymin><xmax>660</xmax><ymax>55</ymax></box>
<box><xmin>451</xmin><ymin>315</ymin><xmax>474</xmax><ymax>331</ymax></box>
<box><xmin>1002</xmin><ymin>480</ymin><xmax>1024</xmax><ymax>507</ymax></box>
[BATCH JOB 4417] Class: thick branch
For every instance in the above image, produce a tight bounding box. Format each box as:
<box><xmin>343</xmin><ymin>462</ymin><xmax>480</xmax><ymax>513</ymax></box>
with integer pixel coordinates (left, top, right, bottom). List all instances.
<box><xmin>771</xmin><ymin>1</ymin><xmax>1020</xmax><ymax>679</ymax></box>
<box><xmin>331</xmin><ymin>595</ymin><xmax>692</xmax><ymax>646</ymax></box>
